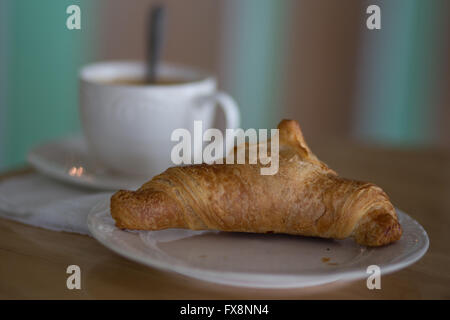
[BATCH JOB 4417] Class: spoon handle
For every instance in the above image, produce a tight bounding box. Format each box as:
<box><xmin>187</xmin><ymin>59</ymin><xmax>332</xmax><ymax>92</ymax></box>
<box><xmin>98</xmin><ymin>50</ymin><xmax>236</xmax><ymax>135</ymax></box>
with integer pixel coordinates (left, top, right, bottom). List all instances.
<box><xmin>147</xmin><ymin>5</ymin><xmax>166</xmax><ymax>83</ymax></box>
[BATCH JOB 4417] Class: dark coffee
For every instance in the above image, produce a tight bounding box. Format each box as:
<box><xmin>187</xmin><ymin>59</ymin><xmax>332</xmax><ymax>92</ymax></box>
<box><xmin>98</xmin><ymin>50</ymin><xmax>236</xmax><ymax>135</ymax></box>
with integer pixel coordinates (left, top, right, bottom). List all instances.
<box><xmin>104</xmin><ymin>77</ymin><xmax>186</xmax><ymax>86</ymax></box>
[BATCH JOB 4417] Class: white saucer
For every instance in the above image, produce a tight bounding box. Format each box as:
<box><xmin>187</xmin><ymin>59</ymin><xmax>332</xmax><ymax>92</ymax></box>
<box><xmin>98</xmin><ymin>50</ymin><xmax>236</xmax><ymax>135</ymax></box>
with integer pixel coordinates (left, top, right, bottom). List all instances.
<box><xmin>88</xmin><ymin>197</ymin><xmax>429</xmax><ymax>288</ymax></box>
<box><xmin>28</xmin><ymin>137</ymin><xmax>148</xmax><ymax>190</ymax></box>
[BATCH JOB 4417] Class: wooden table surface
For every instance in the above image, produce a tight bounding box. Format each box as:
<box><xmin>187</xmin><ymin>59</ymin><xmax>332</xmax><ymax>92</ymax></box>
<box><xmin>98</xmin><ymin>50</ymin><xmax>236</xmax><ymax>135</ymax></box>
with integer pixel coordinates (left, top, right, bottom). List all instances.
<box><xmin>1</xmin><ymin>141</ymin><xmax>449</xmax><ymax>299</ymax></box>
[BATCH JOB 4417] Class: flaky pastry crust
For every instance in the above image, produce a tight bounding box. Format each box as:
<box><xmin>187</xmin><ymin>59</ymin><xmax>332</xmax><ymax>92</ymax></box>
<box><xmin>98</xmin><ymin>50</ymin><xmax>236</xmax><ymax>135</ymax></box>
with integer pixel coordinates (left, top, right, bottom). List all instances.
<box><xmin>111</xmin><ymin>120</ymin><xmax>402</xmax><ymax>246</ymax></box>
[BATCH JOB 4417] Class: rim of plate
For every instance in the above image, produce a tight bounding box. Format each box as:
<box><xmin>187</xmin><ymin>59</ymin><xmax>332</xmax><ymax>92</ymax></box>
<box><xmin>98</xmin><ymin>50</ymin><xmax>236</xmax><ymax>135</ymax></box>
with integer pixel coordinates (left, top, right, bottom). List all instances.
<box><xmin>27</xmin><ymin>137</ymin><xmax>145</xmax><ymax>191</ymax></box>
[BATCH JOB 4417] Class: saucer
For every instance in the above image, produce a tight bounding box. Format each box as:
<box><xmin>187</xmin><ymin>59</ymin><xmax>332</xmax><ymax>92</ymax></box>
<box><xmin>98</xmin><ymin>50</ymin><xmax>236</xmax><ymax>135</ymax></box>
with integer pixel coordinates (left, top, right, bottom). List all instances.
<box><xmin>27</xmin><ymin>137</ymin><xmax>149</xmax><ymax>190</ymax></box>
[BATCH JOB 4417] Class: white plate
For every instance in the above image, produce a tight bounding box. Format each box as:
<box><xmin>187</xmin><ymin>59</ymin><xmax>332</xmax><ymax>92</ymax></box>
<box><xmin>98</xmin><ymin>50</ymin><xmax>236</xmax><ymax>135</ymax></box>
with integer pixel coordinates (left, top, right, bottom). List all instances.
<box><xmin>28</xmin><ymin>137</ymin><xmax>148</xmax><ymax>190</ymax></box>
<box><xmin>88</xmin><ymin>197</ymin><xmax>429</xmax><ymax>288</ymax></box>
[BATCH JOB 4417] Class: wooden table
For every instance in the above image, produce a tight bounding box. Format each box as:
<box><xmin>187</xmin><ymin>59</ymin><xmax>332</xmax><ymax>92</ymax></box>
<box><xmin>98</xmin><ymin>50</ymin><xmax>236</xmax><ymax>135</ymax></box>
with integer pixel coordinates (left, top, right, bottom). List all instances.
<box><xmin>1</xmin><ymin>141</ymin><xmax>449</xmax><ymax>299</ymax></box>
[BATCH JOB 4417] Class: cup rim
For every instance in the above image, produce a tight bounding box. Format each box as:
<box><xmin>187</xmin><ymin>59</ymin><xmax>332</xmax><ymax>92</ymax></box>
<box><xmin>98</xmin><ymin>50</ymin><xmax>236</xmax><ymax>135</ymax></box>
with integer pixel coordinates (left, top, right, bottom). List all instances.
<box><xmin>79</xmin><ymin>60</ymin><xmax>216</xmax><ymax>89</ymax></box>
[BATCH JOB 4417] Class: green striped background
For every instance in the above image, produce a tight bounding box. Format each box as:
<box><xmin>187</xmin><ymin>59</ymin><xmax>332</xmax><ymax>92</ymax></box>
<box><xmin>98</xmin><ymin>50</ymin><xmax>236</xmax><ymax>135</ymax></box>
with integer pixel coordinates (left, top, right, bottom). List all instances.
<box><xmin>1</xmin><ymin>0</ymin><xmax>97</xmax><ymax>170</ymax></box>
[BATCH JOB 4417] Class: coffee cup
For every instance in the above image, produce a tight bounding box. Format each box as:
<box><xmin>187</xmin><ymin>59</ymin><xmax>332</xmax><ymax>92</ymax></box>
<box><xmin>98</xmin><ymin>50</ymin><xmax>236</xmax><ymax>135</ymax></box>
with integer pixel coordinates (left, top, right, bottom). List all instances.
<box><xmin>79</xmin><ymin>61</ymin><xmax>240</xmax><ymax>176</ymax></box>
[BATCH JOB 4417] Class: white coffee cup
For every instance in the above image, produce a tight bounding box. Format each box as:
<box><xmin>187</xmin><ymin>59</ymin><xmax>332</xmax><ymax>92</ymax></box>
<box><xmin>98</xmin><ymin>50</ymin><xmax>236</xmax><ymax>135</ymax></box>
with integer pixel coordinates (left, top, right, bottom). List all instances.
<box><xmin>79</xmin><ymin>61</ymin><xmax>240</xmax><ymax>176</ymax></box>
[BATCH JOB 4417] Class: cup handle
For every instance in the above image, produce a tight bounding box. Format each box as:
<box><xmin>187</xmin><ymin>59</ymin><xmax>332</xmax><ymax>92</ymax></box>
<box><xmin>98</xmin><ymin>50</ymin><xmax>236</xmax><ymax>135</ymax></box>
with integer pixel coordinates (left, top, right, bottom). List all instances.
<box><xmin>208</xmin><ymin>91</ymin><xmax>240</xmax><ymax>130</ymax></box>
<box><xmin>197</xmin><ymin>91</ymin><xmax>240</xmax><ymax>158</ymax></box>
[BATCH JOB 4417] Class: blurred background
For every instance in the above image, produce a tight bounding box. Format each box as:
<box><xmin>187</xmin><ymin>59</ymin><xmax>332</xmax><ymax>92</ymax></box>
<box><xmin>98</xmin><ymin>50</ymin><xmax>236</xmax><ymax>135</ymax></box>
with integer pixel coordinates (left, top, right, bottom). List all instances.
<box><xmin>0</xmin><ymin>0</ymin><xmax>449</xmax><ymax>171</ymax></box>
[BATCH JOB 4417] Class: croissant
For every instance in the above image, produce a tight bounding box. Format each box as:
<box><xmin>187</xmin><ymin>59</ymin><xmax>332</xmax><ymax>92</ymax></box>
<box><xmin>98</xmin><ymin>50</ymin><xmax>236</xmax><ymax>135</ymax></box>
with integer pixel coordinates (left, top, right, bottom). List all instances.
<box><xmin>111</xmin><ymin>120</ymin><xmax>402</xmax><ymax>246</ymax></box>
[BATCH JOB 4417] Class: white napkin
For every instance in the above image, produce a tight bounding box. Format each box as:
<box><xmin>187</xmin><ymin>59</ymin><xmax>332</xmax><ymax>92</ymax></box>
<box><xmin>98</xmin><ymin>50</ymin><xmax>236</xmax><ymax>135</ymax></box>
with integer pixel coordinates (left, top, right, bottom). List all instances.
<box><xmin>0</xmin><ymin>173</ymin><xmax>112</xmax><ymax>235</ymax></box>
